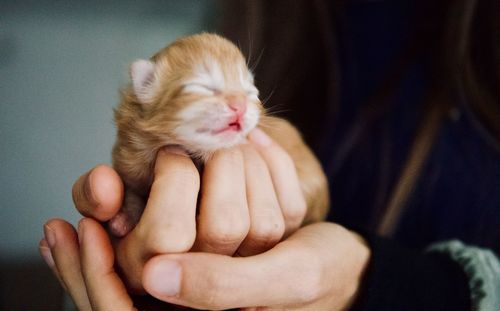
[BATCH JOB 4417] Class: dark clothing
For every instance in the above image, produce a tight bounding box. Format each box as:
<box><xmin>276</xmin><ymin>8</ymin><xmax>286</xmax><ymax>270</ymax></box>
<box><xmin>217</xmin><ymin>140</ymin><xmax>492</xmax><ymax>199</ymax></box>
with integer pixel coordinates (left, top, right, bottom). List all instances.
<box><xmin>350</xmin><ymin>235</ymin><xmax>471</xmax><ymax>311</ymax></box>
<box><xmin>318</xmin><ymin>1</ymin><xmax>500</xmax><ymax>309</ymax></box>
<box><xmin>219</xmin><ymin>0</ymin><xmax>499</xmax><ymax>309</ymax></box>
<box><xmin>321</xmin><ymin>0</ymin><xmax>500</xmax><ymax>253</ymax></box>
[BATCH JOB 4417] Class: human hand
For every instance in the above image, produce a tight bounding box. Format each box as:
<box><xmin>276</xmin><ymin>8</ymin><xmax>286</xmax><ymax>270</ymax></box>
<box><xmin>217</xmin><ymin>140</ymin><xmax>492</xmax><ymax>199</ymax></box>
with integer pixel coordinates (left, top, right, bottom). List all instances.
<box><xmin>39</xmin><ymin>217</ymin><xmax>185</xmax><ymax>311</ymax></box>
<box><xmin>69</xmin><ymin>147</ymin><xmax>199</xmax><ymax>293</ymax></box>
<box><xmin>40</xmin><ymin>219</ymin><xmax>370</xmax><ymax>310</ymax></box>
<box><xmin>193</xmin><ymin>128</ymin><xmax>307</xmax><ymax>256</ymax></box>
<box><xmin>67</xmin><ymin>128</ymin><xmax>306</xmax><ymax>291</ymax></box>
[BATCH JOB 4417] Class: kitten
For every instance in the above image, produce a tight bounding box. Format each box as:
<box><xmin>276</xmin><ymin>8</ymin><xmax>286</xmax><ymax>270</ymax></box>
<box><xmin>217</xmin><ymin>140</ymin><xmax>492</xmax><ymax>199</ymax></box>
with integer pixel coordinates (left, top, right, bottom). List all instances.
<box><xmin>110</xmin><ymin>33</ymin><xmax>329</xmax><ymax>237</ymax></box>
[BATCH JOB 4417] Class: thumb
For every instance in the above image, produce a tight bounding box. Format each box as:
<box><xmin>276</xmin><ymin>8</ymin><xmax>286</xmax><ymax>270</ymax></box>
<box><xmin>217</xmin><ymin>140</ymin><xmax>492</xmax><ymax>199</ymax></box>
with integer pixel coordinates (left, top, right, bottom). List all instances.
<box><xmin>142</xmin><ymin>223</ymin><xmax>341</xmax><ymax>310</ymax></box>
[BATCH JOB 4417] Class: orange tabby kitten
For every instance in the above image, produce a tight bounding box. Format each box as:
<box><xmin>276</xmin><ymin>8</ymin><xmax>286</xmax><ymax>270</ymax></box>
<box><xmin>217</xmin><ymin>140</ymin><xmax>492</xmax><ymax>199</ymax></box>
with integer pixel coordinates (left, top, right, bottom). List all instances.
<box><xmin>110</xmin><ymin>33</ymin><xmax>329</xmax><ymax>237</ymax></box>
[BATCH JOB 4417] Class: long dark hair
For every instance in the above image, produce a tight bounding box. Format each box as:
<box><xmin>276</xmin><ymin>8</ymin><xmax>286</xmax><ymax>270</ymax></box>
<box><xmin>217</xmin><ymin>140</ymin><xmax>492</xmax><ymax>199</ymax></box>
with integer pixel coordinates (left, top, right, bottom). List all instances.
<box><xmin>218</xmin><ymin>0</ymin><xmax>500</xmax><ymax>235</ymax></box>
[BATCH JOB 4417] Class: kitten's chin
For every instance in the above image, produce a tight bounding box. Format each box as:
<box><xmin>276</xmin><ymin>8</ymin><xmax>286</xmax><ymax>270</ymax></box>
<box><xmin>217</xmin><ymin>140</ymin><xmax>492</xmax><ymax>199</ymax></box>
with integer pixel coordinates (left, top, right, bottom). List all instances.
<box><xmin>180</xmin><ymin>129</ymin><xmax>250</xmax><ymax>162</ymax></box>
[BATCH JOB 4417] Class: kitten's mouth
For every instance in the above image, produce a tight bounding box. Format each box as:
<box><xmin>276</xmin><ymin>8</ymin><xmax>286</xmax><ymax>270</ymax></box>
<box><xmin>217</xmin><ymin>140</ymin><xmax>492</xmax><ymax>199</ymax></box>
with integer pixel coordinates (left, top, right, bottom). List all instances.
<box><xmin>195</xmin><ymin>114</ymin><xmax>245</xmax><ymax>136</ymax></box>
<box><xmin>211</xmin><ymin>119</ymin><xmax>242</xmax><ymax>135</ymax></box>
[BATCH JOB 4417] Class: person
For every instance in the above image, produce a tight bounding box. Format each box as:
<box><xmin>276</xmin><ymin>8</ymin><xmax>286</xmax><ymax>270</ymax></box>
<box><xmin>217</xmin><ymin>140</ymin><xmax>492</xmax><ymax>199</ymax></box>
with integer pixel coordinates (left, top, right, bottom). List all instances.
<box><xmin>39</xmin><ymin>0</ymin><xmax>499</xmax><ymax>310</ymax></box>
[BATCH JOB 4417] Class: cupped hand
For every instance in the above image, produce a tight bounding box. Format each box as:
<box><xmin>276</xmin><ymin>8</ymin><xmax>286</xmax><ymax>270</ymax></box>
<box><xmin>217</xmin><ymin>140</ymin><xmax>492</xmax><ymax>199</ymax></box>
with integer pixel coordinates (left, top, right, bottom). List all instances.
<box><xmin>193</xmin><ymin>128</ymin><xmax>307</xmax><ymax>257</ymax></box>
<box><xmin>64</xmin><ymin>129</ymin><xmax>306</xmax><ymax>292</ymax></box>
<box><xmin>39</xmin><ymin>218</ymin><xmax>185</xmax><ymax>311</ymax></box>
<box><xmin>40</xmin><ymin>219</ymin><xmax>370</xmax><ymax>310</ymax></box>
<box><xmin>143</xmin><ymin>222</ymin><xmax>371</xmax><ymax>310</ymax></box>
<box><xmin>70</xmin><ymin>146</ymin><xmax>199</xmax><ymax>292</ymax></box>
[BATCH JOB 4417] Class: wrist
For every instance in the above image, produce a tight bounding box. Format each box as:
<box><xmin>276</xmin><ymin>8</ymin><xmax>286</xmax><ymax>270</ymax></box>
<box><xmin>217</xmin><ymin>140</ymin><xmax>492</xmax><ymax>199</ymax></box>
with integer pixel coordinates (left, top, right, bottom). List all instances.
<box><xmin>307</xmin><ymin>223</ymin><xmax>371</xmax><ymax>311</ymax></box>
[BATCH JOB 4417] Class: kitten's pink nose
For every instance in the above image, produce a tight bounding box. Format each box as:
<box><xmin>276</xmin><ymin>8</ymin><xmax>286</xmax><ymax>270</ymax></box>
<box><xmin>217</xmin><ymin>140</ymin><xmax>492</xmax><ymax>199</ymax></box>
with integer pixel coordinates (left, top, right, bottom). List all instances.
<box><xmin>226</xmin><ymin>94</ymin><xmax>247</xmax><ymax>116</ymax></box>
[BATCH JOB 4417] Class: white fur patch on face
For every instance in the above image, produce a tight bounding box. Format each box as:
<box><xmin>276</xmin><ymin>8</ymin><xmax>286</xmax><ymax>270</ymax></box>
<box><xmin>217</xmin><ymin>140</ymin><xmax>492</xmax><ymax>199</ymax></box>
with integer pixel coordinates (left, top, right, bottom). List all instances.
<box><xmin>182</xmin><ymin>59</ymin><xmax>226</xmax><ymax>95</ymax></box>
<box><xmin>240</xmin><ymin>69</ymin><xmax>259</xmax><ymax>99</ymax></box>
<box><xmin>173</xmin><ymin>98</ymin><xmax>260</xmax><ymax>157</ymax></box>
<box><xmin>206</xmin><ymin>58</ymin><xmax>226</xmax><ymax>90</ymax></box>
<box><xmin>172</xmin><ymin>58</ymin><xmax>261</xmax><ymax>159</ymax></box>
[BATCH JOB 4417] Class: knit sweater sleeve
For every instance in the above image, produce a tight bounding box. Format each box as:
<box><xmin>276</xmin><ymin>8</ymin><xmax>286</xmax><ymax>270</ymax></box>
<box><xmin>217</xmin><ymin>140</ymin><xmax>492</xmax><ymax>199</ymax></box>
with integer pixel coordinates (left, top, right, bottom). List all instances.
<box><xmin>349</xmin><ymin>235</ymin><xmax>471</xmax><ymax>311</ymax></box>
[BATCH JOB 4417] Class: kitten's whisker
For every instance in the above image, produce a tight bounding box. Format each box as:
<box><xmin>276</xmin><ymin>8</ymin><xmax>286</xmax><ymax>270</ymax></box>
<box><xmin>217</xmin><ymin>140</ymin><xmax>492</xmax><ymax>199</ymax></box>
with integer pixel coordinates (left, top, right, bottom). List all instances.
<box><xmin>268</xmin><ymin>101</ymin><xmax>287</xmax><ymax>109</ymax></box>
<box><xmin>260</xmin><ymin>87</ymin><xmax>276</xmax><ymax>107</ymax></box>
<box><xmin>263</xmin><ymin>102</ymin><xmax>288</xmax><ymax>111</ymax></box>
<box><xmin>264</xmin><ymin>107</ymin><xmax>291</xmax><ymax>116</ymax></box>
<box><xmin>261</xmin><ymin>90</ymin><xmax>292</xmax><ymax>117</ymax></box>
<box><xmin>236</xmin><ymin>39</ymin><xmax>243</xmax><ymax>52</ymax></box>
<box><xmin>250</xmin><ymin>47</ymin><xmax>265</xmax><ymax>72</ymax></box>
<box><xmin>246</xmin><ymin>30</ymin><xmax>253</xmax><ymax>67</ymax></box>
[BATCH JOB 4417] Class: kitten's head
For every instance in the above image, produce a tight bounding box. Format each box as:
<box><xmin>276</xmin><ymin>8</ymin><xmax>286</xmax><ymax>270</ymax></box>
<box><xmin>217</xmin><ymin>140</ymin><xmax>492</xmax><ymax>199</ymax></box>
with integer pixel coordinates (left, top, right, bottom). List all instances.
<box><xmin>127</xmin><ymin>33</ymin><xmax>261</xmax><ymax>158</ymax></box>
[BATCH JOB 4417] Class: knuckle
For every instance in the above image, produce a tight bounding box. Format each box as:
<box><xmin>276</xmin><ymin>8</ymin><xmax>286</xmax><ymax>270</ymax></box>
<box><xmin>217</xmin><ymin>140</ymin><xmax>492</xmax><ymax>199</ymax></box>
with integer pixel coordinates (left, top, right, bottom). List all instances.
<box><xmin>144</xmin><ymin>224</ymin><xmax>196</xmax><ymax>253</ymax></box>
<box><xmin>284</xmin><ymin>198</ymin><xmax>307</xmax><ymax>226</ymax></box>
<box><xmin>202</xmin><ymin>216</ymin><xmax>250</xmax><ymax>247</ymax></box>
<box><xmin>248</xmin><ymin>219</ymin><xmax>285</xmax><ymax>244</ymax></box>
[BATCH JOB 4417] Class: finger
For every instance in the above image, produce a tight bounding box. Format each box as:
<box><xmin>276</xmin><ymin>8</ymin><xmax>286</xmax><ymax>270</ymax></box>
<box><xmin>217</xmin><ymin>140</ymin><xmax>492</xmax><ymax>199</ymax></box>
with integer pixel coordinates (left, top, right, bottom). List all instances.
<box><xmin>193</xmin><ymin>147</ymin><xmax>250</xmax><ymax>255</ymax></box>
<box><xmin>72</xmin><ymin>165</ymin><xmax>124</xmax><ymax>221</ymax></box>
<box><xmin>44</xmin><ymin>219</ymin><xmax>92</xmax><ymax>311</ymax></box>
<box><xmin>39</xmin><ymin>239</ymin><xmax>66</xmax><ymax>290</ymax></box>
<box><xmin>237</xmin><ymin>144</ymin><xmax>285</xmax><ymax>256</ymax></box>
<box><xmin>79</xmin><ymin>218</ymin><xmax>135</xmax><ymax>311</ymax></box>
<box><xmin>248</xmin><ymin>129</ymin><xmax>306</xmax><ymax>236</ymax></box>
<box><xmin>115</xmin><ymin>147</ymin><xmax>200</xmax><ymax>291</ymax></box>
<box><xmin>143</xmin><ymin>223</ymin><xmax>343</xmax><ymax>310</ymax></box>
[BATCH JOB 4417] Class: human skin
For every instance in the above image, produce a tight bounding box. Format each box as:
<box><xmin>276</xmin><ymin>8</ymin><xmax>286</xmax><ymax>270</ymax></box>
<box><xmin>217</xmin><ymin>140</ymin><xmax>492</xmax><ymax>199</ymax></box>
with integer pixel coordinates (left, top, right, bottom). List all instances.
<box><xmin>40</xmin><ymin>129</ymin><xmax>371</xmax><ymax>310</ymax></box>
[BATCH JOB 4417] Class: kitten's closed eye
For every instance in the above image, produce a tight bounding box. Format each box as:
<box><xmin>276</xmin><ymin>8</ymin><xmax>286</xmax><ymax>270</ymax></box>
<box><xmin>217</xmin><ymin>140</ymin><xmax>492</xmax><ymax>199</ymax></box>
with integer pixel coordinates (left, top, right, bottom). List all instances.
<box><xmin>182</xmin><ymin>83</ymin><xmax>218</xmax><ymax>95</ymax></box>
<box><xmin>182</xmin><ymin>83</ymin><xmax>258</xmax><ymax>99</ymax></box>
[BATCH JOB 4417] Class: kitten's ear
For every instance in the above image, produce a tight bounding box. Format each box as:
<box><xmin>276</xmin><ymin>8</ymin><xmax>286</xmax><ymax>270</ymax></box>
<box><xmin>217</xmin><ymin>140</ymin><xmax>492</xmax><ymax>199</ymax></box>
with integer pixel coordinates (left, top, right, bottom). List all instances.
<box><xmin>130</xmin><ymin>59</ymin><xmax>156</xmax><ymax>104</ymax></box>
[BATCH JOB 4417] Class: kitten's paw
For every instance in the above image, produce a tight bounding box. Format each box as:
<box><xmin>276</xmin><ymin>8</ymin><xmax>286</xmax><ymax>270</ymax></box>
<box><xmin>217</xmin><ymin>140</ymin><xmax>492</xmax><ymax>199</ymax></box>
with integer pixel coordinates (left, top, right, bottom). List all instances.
<box><xmin>108</xmin><ymin>212</ymin><xmax>135</xmax><ymax>237</ymax></box>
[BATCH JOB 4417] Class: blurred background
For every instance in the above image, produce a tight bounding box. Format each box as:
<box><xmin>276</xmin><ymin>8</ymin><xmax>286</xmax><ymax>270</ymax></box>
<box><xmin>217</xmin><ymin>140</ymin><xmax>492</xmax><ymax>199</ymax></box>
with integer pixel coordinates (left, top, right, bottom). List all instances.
<box><xmin>0</xmin><ymin>0</ymin><xmax>215</xmax><ymax>309</ymax></box>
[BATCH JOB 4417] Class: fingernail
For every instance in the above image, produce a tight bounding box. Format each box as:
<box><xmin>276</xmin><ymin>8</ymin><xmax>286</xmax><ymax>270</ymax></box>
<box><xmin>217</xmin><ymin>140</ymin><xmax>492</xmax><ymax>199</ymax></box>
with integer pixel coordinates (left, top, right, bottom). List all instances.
<box><xmin>248</xmin><ymin>128</ymin><xmax>272</xmax><ymax>146</ymax></box>
<box><xmin>162</xmin><ymin>145</ymin><xmax>189</xmax><ymax>157</ymax></box>
<box><xmin>147</xmin><ymin>259</ymin><xmax>181</xmax><ymax>297</ymax></box>
<box><xmin>44</xmin><ymin>224</ymin><xmax>56</xmax><ymax>248</ymax></box>
<box><xmin>39</xmin><ymin>240</ymin><xmax>55</xmax><ymax>268</ymax></box>
<box><xmin>83</xmin><ymin>171</ymin><xmax>98</xmax><ymax>207</ymax></box>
